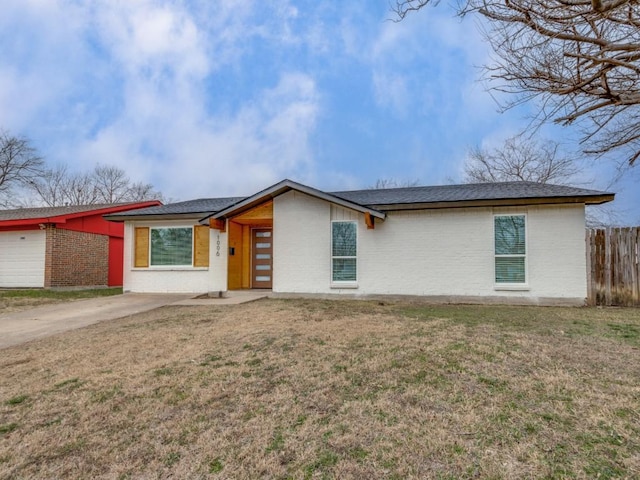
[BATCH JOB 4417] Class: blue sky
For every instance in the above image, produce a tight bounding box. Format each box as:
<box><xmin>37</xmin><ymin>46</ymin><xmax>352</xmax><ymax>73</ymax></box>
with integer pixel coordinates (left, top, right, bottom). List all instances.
<box><xmin>1</xmin><ymin>0</ymin><xmax>637</xmax><ymax>223</ymax></box>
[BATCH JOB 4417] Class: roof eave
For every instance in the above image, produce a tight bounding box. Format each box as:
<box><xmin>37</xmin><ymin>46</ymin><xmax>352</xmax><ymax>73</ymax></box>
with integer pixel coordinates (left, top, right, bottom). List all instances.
<box><xmin>0</xmin><ymin>218</ymin><xmax>51</xmax><ymax>228</ymax></box>
<box><xmin>106</xmin><ymin>213</ymin><xmax>211</xmax><ymax>222</ymax></box>
<box><xmin>61</xmin><ymin>201</ymin><xmax>163</xmax><ymax>221</ymax></box>
<box><xmin>0</xmin><ymin>202</ymin><xmax>164</xmax><ymax>226</ymax></box>
<box><xmin>369</xmin><ymin>194</ymin><xmax>615</xmax><ymax>211</ymax></box>
<box><xmin>201</xmin><ymin>179</ymin><xmax>386</xmax><ymax>223</ymax></box>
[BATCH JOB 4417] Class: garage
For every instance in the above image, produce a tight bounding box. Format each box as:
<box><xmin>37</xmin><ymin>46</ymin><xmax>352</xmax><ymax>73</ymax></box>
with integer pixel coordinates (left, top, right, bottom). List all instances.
<box><xmin>0</xmin><ymin>202</ymin><xmax>161</xmax><ymax>288</ymax></box>
<box><xmin>0</xmin><ymin>230</ymin><xmax>46</xmax><ymax>288</ymax></box>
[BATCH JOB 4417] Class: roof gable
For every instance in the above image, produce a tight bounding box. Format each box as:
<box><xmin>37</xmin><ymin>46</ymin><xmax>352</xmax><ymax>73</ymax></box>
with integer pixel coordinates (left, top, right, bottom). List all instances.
<box><xmin>202</xmin><ymin>179</ymin><xmax>386</xmax><ymax>222</ymax></box>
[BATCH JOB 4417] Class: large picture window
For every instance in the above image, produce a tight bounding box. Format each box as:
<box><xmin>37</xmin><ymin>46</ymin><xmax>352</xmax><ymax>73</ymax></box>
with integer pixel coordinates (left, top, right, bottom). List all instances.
<box><xmin>494</xmin><ymin>215</ymin><xmax>526</xmax><ymax>284</ymax></box>
<box><xmin>332</xmin><ymin>221</ymin><xmax>357</xmax><ymax>282</ymax></box>
<box><xmin>150</xmin><ymin>227</ymin><xmax>193</xmax><ymax>266</ymax></box>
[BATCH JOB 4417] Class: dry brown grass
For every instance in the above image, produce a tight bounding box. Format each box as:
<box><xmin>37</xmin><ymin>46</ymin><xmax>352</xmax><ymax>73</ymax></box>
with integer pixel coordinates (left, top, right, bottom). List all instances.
<box><xmin>0</xmin><ymin>288</ymin><xmax>122</xmax><ymax>314</ymax></box>
<box><xmin>1</xmin><ymin>299</ymin><xmax>639</xmax><ymax>479</ymax></box>
<box><xmin>0</xmin><ymin>296</ymin><xmax>65</xmax><ymax>314</ymax></box>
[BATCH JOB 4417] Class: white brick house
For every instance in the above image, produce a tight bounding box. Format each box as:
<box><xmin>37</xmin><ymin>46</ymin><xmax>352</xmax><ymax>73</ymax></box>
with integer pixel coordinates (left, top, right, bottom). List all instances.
<box><xmin>106</xmin><ymin>179</ymin><xmax>614</xmax><ymax>305</ymax></box>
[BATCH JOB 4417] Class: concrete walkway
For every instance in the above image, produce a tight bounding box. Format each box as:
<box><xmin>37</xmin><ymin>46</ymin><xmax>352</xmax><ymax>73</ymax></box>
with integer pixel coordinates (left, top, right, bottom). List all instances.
<box><xmin>0</xmin><ymin>291</ymin><xmax>271</xmax><ymax>350</ymax></box>
<box><xmin>172</xmin><ymin>290</ymin><xmax>270</xmax><ymax>306</ymax></box>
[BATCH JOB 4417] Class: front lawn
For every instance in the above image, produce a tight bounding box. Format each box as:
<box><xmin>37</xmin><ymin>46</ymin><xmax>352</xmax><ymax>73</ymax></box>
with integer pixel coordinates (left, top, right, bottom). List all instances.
<box><xmin>0</xmin><ymin>300</ymin><xmax>638</xmax><ymax>478</ymax></box>
<box><xmin>0</xmin><ymin>287</ymin><xmax>123</xmax><ymax>314</ymax></box>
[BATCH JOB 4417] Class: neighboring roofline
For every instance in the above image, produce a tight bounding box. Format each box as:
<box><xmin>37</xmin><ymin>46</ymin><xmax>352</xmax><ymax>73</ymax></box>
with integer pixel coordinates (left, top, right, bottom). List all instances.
<box><xmin>200</xmin><ymin>179</ymin><xmax>387</xmax><ymax>223</ymax></box>
<box><xmin>366</xmin><ymin>194</ymin><xmax>616</xmax><ymax>211</ymax></box>
<box><xmin>0</xmin><ymin>201</ymin><xmax>162</xmax><ymax>228</ymax></box>
<box><xmin>105</xmin><ymin>212</ymin><xmax>210</xmax><ymax>222</ymax></box>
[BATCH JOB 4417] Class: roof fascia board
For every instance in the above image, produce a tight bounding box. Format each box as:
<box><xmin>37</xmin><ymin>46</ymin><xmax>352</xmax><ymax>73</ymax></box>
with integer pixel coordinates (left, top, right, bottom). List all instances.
<box><xmin>0</xmin><ymin>201</ymin><xmax>164</xmax><ymax>226</ymax></box>
<box><xmin>54</xmin><ymin>204</ymin><xmax>161</xmax><ymax>223</ymax></box>
<box><xmin>0</xmin><ymin>218</ymin><xmax>52</xmax><ymax>228</ymax></box>
<box><xmin>202</xmin><ymin>179</ymin><xmax>386</xmax><ymax>223</ymax></box>
<box><xmin>106</xmin><ymin>213</ymin><xmax>207</xmax><ymax>222</ymax></box>
<box><xmin>75</xmin><ymin>200</ymin><xmax>162</xmax><ymax>218</ymax></box>
<box><xmin>371</xmin><ymin>194</ymin><xmax>615</xmax><ymax>211</ymax></box>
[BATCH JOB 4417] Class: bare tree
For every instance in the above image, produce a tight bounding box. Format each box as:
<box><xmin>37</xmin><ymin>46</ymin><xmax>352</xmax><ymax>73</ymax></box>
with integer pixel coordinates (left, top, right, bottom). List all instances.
<box><xmin>30</xmin><ymin>165</ymin><xmax>98</xmax><ymax>207</ymax></box>
<box><xmin>63</xmin><ymin>171</ymin><xmax>100</xmax><ymax>206</ymax></box>
<box><xmin>461</xmin><ymin>135</ymin><xmax>623</xmax><ymax>225</ymax></box>
<box><xmin>93</xmin><ymin>164</ymin><xmax>131</xmax><ymax>203</ymax></box>
<box><xmin>29</xmin><ymin>164</ymin><xmax>73</xmax><ymax>207</ymax></box>
<box><xmin>0</xmin><ymin>130</ymin><xmax>44</xmax><ymax>207</ymax></box>
<box><xmin>127</xmin><ymin>181</ymin><xmax>164</xmax><ymax>202</ymax></box>
<box><xmin>30</xmin><ymin>164</ymin><xmax>163</xmax><ymax>206</ymax></box>
<box><xmin>463</xmin><ymin>136</ymin><xmax>580</xmax><ymax>184</ymax></box>
<box><xmin>393</xmin><ymin>0</ymin><xmax>640</xmax><ymax>166</ymax></box>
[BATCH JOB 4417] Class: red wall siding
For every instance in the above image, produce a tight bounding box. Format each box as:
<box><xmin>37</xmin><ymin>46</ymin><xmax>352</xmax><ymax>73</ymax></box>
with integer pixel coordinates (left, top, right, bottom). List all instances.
<box><xmin>108</xmin><ymin>237</ymin><xmax>124</xmax><ymax>287</ymax></box>
<box><xmin>62</xmin><ymin>214</ymin><xmax>124</xmax><ymax>237</ymax></box>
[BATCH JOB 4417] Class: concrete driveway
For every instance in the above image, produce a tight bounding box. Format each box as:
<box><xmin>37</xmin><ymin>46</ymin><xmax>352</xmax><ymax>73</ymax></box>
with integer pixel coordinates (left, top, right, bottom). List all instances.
<box><xmin>0</xmin><ymin>293</ymin><xmax>191</xmax><ymax>350</ymax></box>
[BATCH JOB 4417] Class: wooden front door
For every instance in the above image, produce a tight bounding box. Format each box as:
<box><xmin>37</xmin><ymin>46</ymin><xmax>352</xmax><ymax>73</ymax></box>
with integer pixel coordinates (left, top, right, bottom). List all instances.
<box><xmin>251</xmin><ymin>228</ymin><xmax>273</xmax><ymax>289</ymax></box>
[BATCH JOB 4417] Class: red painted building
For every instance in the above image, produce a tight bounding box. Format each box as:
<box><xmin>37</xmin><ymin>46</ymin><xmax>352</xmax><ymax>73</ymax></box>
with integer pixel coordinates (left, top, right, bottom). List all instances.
<box><xmin>0</xmin><ymin>202</ymin><xmax>161</xmax><ymax>288</ymax></box>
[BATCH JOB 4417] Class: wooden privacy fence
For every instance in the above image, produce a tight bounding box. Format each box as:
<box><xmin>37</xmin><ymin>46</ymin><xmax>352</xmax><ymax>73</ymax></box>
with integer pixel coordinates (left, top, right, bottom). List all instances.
<box><xmin>587</xmin><ymin>227</ymin><xmax>640</xmax><ymax>306</ymax></box>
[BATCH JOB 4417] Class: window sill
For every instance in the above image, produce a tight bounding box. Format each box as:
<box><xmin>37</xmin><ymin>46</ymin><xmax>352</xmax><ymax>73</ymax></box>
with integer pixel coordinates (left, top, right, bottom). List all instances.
<box><xmin>494</xmin><ymin>284</ymin><xmax>530</xmax><ymax>291</ymax></box>
<box><xmin>132</xmin><ymin>267</ymin><xmax>209</xmax><ymax>272</ymax></box>
<box><xmin>331</xmin><ymin>283</ymin><xmax>359</xmax><ymax>289</ymax></box>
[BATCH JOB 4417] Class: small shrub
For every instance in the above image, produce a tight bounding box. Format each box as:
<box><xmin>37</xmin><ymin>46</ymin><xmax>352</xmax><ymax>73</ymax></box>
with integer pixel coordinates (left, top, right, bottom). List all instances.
<box><xmin>0</xmin><ymin>423</ymin><xmax>18</xmax><ymax>435</ymax></box>
<box><xmin>209</xmin><ymin>457</ymin><xmax>224</xmax><ymax>473</ymax></box>
<box><xmin>5</xmin><ymin>395</ymin><xmax>28</xmax><ymax>405</ymax></box>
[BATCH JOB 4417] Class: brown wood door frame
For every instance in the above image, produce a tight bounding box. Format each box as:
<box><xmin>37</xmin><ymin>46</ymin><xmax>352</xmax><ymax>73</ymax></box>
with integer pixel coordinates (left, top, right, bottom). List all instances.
<box><xmin>251</xmin><ymin>227</ymin><xmax>273</xmax><ymax>289</ymax></box>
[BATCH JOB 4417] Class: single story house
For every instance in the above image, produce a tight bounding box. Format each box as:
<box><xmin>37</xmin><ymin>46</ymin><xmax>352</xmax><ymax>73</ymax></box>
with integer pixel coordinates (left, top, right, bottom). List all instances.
<box><xmin>0</xmin><ymin>201</ymin><xmax>161</xmax><ymax>288</ymax></box>
<box><xmin>106</xmin><ymin>179</ymin><xmax>614</xmax><ymax>305</ymax></box>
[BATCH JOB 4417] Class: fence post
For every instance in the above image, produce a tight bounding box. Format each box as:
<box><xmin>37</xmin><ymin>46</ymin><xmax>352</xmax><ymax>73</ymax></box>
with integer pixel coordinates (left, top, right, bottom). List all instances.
<box><xmin>587</xmin><ymin>226</ymin><xmax>640</xmax><ymax>306</ymax></box>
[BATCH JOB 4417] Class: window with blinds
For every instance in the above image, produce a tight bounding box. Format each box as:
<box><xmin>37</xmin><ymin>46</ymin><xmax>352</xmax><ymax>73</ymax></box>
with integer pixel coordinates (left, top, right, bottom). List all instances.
<box><xmin>332</xmin><ymin>221</ymin><xmax>357</xmax><ymax>282</ymax></box>
<box><xmin>494</xmin><ymin>215</ymin><xmax>526</xmax><ymax>283</ymax></box>
<box><xmin>150</xmin><ymin>227</ymin><xmax>193</xmax><ymax>266</ymax></box>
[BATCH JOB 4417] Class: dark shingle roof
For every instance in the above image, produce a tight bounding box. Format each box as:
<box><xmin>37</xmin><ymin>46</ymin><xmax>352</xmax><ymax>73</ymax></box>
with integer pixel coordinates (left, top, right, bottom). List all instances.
<box><xmin>107</xmin><ymin>197</ymin><xmax>246</xmax><ymax>218</ymax></box>
<box><xmin>0</xmin><ymin>202</ymin><xmax>152</xmax><ymax>222</ymax></box>
<box><xmin>331</xmin><ymin>182</ymin><xmax>613</xmax><ymax>207</ymax></box>
<box><xmin>105</xmin><ymin>181</ymin><xmax>614</xmax><ymax>220</ymax></box>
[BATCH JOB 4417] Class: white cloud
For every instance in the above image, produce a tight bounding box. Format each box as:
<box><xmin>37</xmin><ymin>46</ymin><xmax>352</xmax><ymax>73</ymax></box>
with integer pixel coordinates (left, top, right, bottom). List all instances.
<box><xmin>73</xmin><ymin>71</ymin><xmax>320</xmax><ymax>199</ymax></box>
<box><xmin>95</xmin><ymin>1</ymin><xmax>209</xmax><ymax>79</ymax></box>
<box><xmin>0</xmin><ymin>0</ymin><xmax>323</xmax><ymax>200</ymax></box>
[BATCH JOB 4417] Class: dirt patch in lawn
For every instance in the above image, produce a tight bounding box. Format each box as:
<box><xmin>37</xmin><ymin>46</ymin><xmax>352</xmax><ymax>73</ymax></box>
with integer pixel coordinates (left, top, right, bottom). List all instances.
<box><xmin>1</xmin><ymin>299</ymin><xmax>639</xmax><ymax>479</ymax></box>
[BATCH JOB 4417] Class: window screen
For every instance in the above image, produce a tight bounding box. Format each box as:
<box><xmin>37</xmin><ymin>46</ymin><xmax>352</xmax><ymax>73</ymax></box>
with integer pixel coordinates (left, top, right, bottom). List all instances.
<box><xmin>332</xmin><ymin>222</ymin><xmax>357</xmax><ymax>282</ymax></box>
<box><xmin>494</xmin><ymin>215</ymin><xmax>526</xmax><ymax>283</ymax></box>
<box><xmin>150</xmin><ymin>228</ymin><xmax>193</xmax><ymax>266</ymax></box>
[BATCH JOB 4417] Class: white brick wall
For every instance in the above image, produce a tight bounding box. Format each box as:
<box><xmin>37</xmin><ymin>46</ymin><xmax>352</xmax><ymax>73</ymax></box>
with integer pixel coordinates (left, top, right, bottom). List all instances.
<box><xmin>123</xmin><ymin>194</ymin><xmax>588</xmax><ymax>303</ymax></box>
<box><xmin>272</xmin><ymin>192</ymin><xmax>587</xmax><ymax>303</ymax></box>
<box><xmin>358</xmin><ymin>207</ymin><xmax>494</xmax><ymax>296</ymax></box>
<box><xmin>123</xmin><ymin>220</ymin><xmax>227</xmax><ymax>294</ymax></box>
<box><xmin>273</xmin><ymin>191</ymin><xmax>331</xmax><ymax>293</ymax></box>
<box><xmin>526</xmin><ymin>205</ymin><xmax>586</xmax><ymax>298</ymax></box>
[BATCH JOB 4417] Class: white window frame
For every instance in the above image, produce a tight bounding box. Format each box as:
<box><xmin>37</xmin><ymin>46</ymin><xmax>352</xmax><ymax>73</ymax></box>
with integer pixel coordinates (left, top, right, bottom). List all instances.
<box><xmin>493</xmin><ymin>214</ymin><xmax>528</xmax><ymax>289</ymax></box>
<box><xmin>149</xmin><ymin>226</ymin><xmax>194</xmax><ymax>268</ymax></box>
<box><xmin>331</xmin><ymin>220</ymin><xmax>358</xmax><ymax>287</ymax></box>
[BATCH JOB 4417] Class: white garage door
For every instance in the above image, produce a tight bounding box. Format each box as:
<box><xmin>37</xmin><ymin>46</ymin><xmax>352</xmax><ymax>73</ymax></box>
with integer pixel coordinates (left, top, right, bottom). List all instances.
<box><xmin>0</xmin><ymin>230</ymin><xmax>46</xmax><ymax>288</ymax></box>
